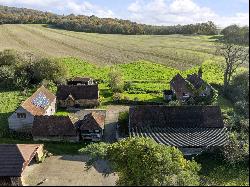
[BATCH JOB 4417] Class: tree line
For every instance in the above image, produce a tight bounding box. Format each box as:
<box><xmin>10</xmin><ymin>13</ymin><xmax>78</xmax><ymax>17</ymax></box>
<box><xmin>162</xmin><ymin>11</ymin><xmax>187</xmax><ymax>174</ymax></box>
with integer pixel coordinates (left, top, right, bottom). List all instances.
<box><xmin>0</xmin><ymin>5</ymin><xmax>218</xmax><ymax>35</ymax></box>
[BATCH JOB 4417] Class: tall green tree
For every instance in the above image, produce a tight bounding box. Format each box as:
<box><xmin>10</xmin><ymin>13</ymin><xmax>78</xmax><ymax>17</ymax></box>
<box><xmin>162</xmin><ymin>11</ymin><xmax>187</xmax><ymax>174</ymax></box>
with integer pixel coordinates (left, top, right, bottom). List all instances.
<box><xmin>216</xmin><ymin>43</ymin><xmax>249</xmax><ymax>93</ymax></box>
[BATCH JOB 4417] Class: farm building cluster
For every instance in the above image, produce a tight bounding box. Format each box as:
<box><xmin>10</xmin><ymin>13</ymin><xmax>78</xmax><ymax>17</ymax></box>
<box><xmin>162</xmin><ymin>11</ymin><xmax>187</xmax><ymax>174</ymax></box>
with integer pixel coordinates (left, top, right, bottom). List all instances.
<box><xmin>2</xmin><ymin>73</ymin><xmax>229</xmax><ymax>186</ymax></box>
<box><xmin>7</xmin><ymin>74</ymin><xmax>227</xmax><ymax>148</ymax></box>
<box><xmin>8</xmin><ymin>77</ymin><xmax>103</xmax><ymax>142</ymax></box>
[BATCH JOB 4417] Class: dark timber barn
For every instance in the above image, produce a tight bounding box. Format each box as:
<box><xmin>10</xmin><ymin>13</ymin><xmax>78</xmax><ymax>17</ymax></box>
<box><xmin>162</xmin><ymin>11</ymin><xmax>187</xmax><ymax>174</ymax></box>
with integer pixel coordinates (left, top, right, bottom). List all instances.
<box><xmin>129</xmin><ymin>105</ymin><xmax>228</xmax><ymax>155</ymax></box>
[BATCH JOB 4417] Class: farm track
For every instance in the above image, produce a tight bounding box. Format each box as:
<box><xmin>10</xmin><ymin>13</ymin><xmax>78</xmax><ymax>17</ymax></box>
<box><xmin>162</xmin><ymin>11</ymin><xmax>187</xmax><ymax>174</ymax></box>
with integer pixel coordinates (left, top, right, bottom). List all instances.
<box><xmin>0</xmin><ymin>24</ymin><xmax>219</xmax><ymax>69</ymax></box>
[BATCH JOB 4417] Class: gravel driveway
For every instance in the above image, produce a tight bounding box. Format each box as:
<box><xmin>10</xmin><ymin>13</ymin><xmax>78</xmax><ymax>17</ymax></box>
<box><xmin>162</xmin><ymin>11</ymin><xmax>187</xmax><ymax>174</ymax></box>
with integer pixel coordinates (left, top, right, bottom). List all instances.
<box><xmin>22</xmin><ymin>155</ymin><xmax>118</xmax><ymax>186</ymax></box>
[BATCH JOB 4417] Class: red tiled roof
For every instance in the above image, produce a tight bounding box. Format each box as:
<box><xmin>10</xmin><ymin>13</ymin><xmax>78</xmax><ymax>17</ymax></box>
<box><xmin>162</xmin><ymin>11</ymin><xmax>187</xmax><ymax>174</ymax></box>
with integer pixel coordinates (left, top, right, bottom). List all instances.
<box><xmin>77</xmin><ymin>112</ymin><xmax>105</xmax><ymax>131</ymax></box>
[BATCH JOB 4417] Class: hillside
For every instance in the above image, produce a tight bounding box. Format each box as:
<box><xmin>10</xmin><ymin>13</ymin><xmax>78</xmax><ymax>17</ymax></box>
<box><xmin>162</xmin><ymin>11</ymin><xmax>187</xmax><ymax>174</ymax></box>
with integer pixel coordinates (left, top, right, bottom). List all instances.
<box><xmin>0</xmin><ymin>24</ymin><xmax>221</xmax><ymax>69</ymax></box>
<box><xmin>0</xmin><ymin>5</ymin><xmax>218</xmax><ymax>35</ymax></box>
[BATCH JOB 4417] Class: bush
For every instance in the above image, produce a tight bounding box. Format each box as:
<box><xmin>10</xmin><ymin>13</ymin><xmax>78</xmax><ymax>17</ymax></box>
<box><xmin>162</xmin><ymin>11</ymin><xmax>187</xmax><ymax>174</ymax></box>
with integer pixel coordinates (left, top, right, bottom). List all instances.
<box><xmin>223</xmin><ymin>132</ymin><xmax>249</xmax><ymax>164</ymax></box>
<box><xmin>108</xmin><ymin>68</ymin><xmax>124</xmax><ymax>93</ymax></box>
<box><xmin>226</xmin><ymin>71</ymin><xmax>249</xmax><ymax>118</ymax></box>
<box><xmin>0</xmin><ymin>50</ymin><xmax>69</xmax><ymax>89</ymax></box>
<box><xmin>112</xmin><ymin>93</ymin><xmax>122</xmax><ymax>102</ymax></box>
<box><xmin>32</xmin><ymin>58</ymin><xmax>68</xmax><ymax>84</ymax></box>
<box><xmin>0</xmin><ymin>49</ymin><xmax>21</xmax><ymax>66</ymax></box>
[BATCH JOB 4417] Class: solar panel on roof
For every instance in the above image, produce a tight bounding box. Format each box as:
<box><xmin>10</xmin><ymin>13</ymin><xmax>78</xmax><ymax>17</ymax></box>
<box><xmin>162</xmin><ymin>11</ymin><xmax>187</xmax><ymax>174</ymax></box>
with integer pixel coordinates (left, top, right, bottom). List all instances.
<box><xmin>32</xmin><ymin>92</ymin><xmax>50</xmax><ymax>109</ymax></box>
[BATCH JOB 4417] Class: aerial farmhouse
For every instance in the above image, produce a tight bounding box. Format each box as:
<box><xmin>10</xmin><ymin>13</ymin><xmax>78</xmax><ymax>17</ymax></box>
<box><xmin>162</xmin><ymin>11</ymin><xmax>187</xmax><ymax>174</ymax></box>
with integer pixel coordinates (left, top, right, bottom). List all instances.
<box><xmin>8</xmin><ymin>86</ymin><xmax>56</xmax><ymax>132</ymax></box>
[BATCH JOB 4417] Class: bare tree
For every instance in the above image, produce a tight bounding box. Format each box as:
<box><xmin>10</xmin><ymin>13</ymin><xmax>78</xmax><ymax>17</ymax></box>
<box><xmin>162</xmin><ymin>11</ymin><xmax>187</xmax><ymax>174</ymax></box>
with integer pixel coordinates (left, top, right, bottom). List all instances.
<box><xmin>216</xmin><ymin>43</ymin><xmax>249</xmax><ymax>93</ymax></box>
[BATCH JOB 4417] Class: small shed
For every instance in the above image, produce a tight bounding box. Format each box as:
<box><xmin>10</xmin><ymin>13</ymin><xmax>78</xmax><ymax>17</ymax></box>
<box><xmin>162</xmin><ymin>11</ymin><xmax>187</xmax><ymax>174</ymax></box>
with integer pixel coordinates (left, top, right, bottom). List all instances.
<box><xmin>76</xmin><ymin>112</ymin><xmax>105</xmax><ymax>142</ymax></box>
<box><xmin>32</xmin><ymin>116</ymin><xmax>79</xmax><ymax>142</ymax></box>
<box><xmin>0</xmin><ymin>144</ymin><xmax>44</xmax><ymax>186</ymax></box>
<box><xmin>163</xmin><ymin>90</ymin><xmax>174</xmax><ymax>101</ymax></box>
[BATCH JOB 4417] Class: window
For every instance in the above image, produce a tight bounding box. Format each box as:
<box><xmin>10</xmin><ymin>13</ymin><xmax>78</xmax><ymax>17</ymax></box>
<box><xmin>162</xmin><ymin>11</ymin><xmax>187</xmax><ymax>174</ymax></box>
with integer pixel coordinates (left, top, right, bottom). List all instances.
<box><xmin>17</xmin><ymin>113</ymin><xmax>26</xmax><ymax>119</ymax></box>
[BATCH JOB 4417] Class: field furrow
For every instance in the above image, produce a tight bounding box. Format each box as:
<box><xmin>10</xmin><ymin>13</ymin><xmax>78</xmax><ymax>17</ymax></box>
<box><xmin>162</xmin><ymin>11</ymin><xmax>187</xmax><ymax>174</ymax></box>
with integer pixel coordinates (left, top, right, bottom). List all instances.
<box><xmin>0</xmin><ymin>24</ymin><xmax>221</xmax><ymax>69</ymax></box>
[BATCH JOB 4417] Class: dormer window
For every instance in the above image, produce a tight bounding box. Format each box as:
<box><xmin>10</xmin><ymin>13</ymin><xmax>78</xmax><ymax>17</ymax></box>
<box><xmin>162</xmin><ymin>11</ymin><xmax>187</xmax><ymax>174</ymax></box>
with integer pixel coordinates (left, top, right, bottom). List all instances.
<box><xmin>17</xmin><ymin>113</ymin><xmax>26</xmax><ymax>119</ymax></box>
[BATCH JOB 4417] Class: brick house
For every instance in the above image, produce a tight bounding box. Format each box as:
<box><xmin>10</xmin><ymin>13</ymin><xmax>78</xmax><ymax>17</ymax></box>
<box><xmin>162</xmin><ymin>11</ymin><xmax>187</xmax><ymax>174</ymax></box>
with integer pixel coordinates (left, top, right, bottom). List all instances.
<box><xmin>8</xmin><ymin>86</ymin><xmax>56</xmax><ymax>132</ymax></box>
<box><xmin>165</xmin><ymin>68</ymin><xmax>212</xmax><ymax>102</ymax></box>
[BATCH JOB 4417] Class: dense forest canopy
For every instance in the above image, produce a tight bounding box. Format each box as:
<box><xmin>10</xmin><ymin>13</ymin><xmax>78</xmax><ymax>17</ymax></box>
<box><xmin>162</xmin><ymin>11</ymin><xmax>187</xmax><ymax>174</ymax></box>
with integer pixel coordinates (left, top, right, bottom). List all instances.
<box><xmin>0</xmin><ymin>5</ymin><xmax>218</xmax><ymax>35</ymax></box>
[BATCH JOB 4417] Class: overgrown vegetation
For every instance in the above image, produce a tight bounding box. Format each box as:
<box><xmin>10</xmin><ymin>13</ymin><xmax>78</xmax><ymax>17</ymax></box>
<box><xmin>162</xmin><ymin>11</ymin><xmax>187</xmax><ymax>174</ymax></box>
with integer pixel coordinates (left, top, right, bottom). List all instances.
<box><xmin>79</xmin><ymin>138</ymin><xmax>201</xmax><ymax>186</ymax></box>
<box><xmin>216</xmin><ymin>43</ymin><xmax>249</xmax><ymax>93</ymax></box>
<box><xmin>0</xmin><ymin>49</ymin><xmax>68</xmax><ymax>89</ymax></box>
<box><xmin>222</xmin><ymin>71</ymin><xmax>249</xmax><ymax>165</ymax></box>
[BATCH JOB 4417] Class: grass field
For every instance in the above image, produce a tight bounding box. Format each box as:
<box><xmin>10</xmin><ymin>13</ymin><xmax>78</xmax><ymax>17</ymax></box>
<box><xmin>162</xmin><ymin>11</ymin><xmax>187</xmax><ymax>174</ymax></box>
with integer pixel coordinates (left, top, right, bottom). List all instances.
<box><xmin>0</xmin><ymin>24</ymin><xmax>222</xmax><ymax>70</ymax></box>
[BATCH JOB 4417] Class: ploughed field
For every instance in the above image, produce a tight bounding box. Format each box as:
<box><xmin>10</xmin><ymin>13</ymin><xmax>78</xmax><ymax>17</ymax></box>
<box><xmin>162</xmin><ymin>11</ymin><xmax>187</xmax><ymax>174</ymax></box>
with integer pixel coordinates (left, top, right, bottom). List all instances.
<box><xmin>0</xmin><ymin>24</ymin><xmax>220</xmax><ymax>70</ymax></box>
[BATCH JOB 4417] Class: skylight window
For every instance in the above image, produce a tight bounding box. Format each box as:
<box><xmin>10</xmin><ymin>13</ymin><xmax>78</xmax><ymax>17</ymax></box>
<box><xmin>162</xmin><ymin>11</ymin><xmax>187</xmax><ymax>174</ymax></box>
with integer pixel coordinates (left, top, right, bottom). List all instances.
<box><xmin>32</xmin><ymin>92</ymin><xmax>50</xmax><ymax>108</ymax></box>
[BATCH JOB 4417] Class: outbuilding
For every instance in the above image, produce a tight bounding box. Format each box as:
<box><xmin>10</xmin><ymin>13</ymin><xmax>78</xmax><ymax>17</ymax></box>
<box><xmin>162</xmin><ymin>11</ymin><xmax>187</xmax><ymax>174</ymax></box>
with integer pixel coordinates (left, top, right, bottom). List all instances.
<box><xmin>0</xmin><ymin>144</ymin><xmax>44</xmax><ymax>186</ymax></box>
